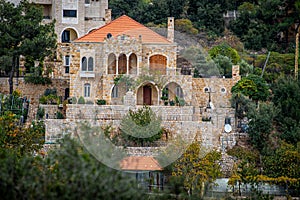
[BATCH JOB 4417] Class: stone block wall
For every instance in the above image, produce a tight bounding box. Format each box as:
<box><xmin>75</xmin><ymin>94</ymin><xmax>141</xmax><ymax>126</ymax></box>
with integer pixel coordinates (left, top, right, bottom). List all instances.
<box><xmin>0</xmin><ymin>78</ymin><xmax>69</xmax><ymax>122</ymax></box>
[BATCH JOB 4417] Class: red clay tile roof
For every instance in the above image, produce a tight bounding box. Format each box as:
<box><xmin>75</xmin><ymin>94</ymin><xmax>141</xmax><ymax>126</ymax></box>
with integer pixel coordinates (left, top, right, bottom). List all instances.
<box><xmin>120</xmin><ymin>156</ymin><xmax>163</xmax><ymax>171</ymax></box>
<box><xmin>75</xmin><ymin>15</ymin><xmax>171</xmax><ymax>44</ymax></box>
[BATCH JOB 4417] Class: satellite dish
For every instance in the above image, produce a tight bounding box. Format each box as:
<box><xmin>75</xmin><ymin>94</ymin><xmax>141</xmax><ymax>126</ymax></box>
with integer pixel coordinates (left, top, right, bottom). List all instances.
<box><xmin>224</xmin><ymin>124</ymin><xmax>232</xmax><ymax>133</ymax></box>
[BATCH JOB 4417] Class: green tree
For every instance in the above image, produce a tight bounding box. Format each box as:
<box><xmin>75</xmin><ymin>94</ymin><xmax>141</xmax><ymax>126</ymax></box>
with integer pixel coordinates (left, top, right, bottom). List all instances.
<box><xmin>172</xmin><ymin>141</ymin><xmax>221</xmax><ymax>197</ymax></box>
<box><xmin>181</xmin><ymin>46</ymin><xmax>219</xmax><ymax>78</ymax></box>
<box><xmin>213</xmin><ymin>55</ymin><xmax>233</xmax><ymax>77</ymax></box>
<box><xmin>0</xmin><ymin>0</ymin><xmax>56</xmax><ymax>94</ymax></box>
<box><xmin>231</xmin><ymin>74</ymin><xmax>270</xmax><ymax>102</ymax></box>
<box><xmin>0</xmin><ymin>111</ymin><xmax>44</xmax><ymax>156</ymax></box>
<box><xmin>247</xmin><ymin>102</ymin><xmax>278</xmax><ymax>153</ymax></box>
<box><xmin>209</xmin><ymin>43</ymin><xmax>241</xmax><ymax>64</ymax></box>
<box><xmin>272</xmin><ymin>77</ymin><xmax>300</xmax><ymax>145</ymax></box>
<box><xmin>0</xmin><ymin>137</ymin><xmax>145</xmax><ymax>199</ymax></box>
<box><xmin>187</xmin><ymin>0</ymin><xmax>226</xmax><ymax>35</ymax></box>
<box><xmin>120</xmin><ymin>106</ymin><xmax>163</xmax><ymax>146</ymax></box>
<box><xmin>229</xmin><ymin>0</ymin><xmax>300</xmax><ymax>52</ymax></box>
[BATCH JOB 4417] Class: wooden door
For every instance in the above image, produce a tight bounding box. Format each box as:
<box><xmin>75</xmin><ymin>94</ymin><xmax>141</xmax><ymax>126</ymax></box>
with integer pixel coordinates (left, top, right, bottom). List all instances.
<box><xmin>143</xmin><ymin>85</ymin><xmax>152</xmax><ymax>105</ymax></box>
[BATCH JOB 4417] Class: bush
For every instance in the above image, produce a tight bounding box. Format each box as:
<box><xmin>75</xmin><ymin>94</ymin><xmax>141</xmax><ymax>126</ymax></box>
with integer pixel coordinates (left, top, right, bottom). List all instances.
<box><xmin>24</xmin><ymin>75</ymin><xmax>52</xmax><ymax>85</ymax></box>
<box><xmin>77</xmin><ymin>96</ymin><xmax>85</xmax><ymax>104</ymax></box>
<box><xmin>36</xmin><ymin>107</ymin><xmax>45</xmax><ymax>120</ymax></box>
<box><xmin>70</xmin><ymin>97</ymin><xmax>77</xmax><ymax>104</ymax></box>
<box><xmin>56</xmin><ymin>111</ymin><xmax>64</xmax><ymax>119</ymax></box>
<box><xmin>175</xmin><ymin>18</ymin><xmax>198</xmax><ymax>35</ymax></box>
<box><xmin>96</xmin><ymin>99</ymin><xmax>106</xmax><ymax>105</ymax></box>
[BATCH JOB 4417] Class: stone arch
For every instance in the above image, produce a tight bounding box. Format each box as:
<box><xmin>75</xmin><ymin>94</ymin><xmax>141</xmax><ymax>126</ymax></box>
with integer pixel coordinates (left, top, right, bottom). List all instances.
<box><xmin>118</xmin><ymin>53</ymin><xmax>127</xmax><ymax>74</ymax></box>
<box><xmin>129</xmin><ymin>53</ymin><xmax>137</xmax><ymax>75</ymax></box>
<box><xmin>110</xmin><ymin>83</ymin><xmax>127</xmax><ymax>105</ymax></box>
<box><xmin>149</xmin><ymin>54</ymin><xmax>167</xmax><ymax>75</ymax></box>
<box><xmin>136</xmin><ymin>82</ymin><xmax>159</xmax><ymax>105</ymax></box>
<box><xmin>61</xmin><ymin>27</ymin><xmax>78</xmax><ymax>43</ymax></box>
<box><xmin>162</xmin><ymin>82</ymin><xmax>184</xmax><ymax>102</ymax></box>
<box><xmin>107</xmin><ymin>53</ymin><xmax>116</xmax><ymax>74</ymax></box>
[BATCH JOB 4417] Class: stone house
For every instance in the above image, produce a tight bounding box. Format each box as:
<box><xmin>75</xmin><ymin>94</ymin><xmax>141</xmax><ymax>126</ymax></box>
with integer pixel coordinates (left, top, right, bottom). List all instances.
<box><xmin>68</xmin><ymin>15</ymin><xmax>240</xmax><ymax>109</ymax></box>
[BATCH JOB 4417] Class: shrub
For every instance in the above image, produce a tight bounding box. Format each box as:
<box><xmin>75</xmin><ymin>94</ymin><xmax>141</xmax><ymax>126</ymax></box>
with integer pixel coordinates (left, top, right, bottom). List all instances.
<box><xmin>24</xmin><ymin>75</ymin><xmax>52</xmax><ymax>85</ymax></box>
<box><xmin>56</xmin><ymin>111</ymin><xmax>64</xmax><ymax>119</ymax></box>
<box><xmin>175</xmin><ymin>18</ymin><xmax>198</xmax><ymax>35</ymax></box>
<box><xmin>70</xmin><ymin>97</ymin><xmax>77</xmax><ymax>104</ymax></box>
<box><xmin>36</xmin><ymin>107</ymin><xmax>45</xmax><ymax>120</ymax></box>
<box><xmin>77</xmin><ymin>96</ymin><xmax>85</xmax><ymax>104</ymax></box>
<box><xmin>96</xmin><ymin>99</ymin><xmax>106</xmax><ymax>105</ymax></box>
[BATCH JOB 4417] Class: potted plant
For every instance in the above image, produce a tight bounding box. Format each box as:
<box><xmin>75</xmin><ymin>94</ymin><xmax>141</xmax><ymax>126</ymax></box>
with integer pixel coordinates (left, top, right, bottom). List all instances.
<box><xmin>169</xmin><ymin>100</ymin><xmax>175</xmax><ymax>106</ymax></box>
<box><xmin>161</xmin><ymin>96</ymin><xmax>168</xmax><ymax>105</ymax></box>
<box><xmin>96</xmin><ymin>99</ymin><xmax>106</xmax><ymax>105</ymax></box>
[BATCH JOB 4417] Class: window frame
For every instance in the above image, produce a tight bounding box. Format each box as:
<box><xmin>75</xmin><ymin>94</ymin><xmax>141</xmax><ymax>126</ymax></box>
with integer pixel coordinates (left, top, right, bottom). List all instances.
<box><xmin>84</xmin><ymin>83</ymin><xmax>91</xmax><ymax>97</ymax></box>
<box><xmin>63</xmin><ymin>10</ymin><xmax>77</xmax><ymax>18</ymax></box>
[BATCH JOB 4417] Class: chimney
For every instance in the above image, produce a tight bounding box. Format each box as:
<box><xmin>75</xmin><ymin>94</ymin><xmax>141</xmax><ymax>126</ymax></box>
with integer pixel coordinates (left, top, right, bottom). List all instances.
<box><xmin>105</xmin><ymin>9</ymin><xmax>111</xmax><ymax>24</ymax></box>
<box><xmin>167</xmin><ymin>17</ymin><xmax>174</xmax><ymax>43</ymax></box>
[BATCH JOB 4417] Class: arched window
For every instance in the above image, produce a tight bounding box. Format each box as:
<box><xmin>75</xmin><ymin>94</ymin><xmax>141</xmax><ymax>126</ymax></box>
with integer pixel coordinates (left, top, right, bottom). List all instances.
<box><xmin>118</xmin><ymin>54</ymin><xmax>127</xmax><ymax>74</ymax></box>
<box><xmin>82</xmin><ymin>57</ymin><xmax>87</xmax><ymax>71</ymax></box>
<box><xmin>84</xmin><ymin>83</ymin><xmax>91</xmax><ymax>97</ymax></box>
<box><xmin>129</xmin><ymin>53</ymin><xmax>137</xmax><ymax>75</ymax></box>
<box><xmin>112</xmin><ymin>85</ymin><xmax>118</xmax><ymax>98</ymax></box>
<box><xmin>176</xmin><ymin>86</ymin><xmax>183</xmax><ymax>98</ymax></box>
<box><xmin>88</xmin><ymin>57</ymin><xmax>93</xmax><ymax>71</ymax></box>
<box><xmin>149</xmin><ymin>54</ymin><xmax>167</xmax><ymax>75</ymax></box>
<box><xmin>108</xmin><ymin>53</ymin><xmax>116</xmax><ymax>74</ymax></box>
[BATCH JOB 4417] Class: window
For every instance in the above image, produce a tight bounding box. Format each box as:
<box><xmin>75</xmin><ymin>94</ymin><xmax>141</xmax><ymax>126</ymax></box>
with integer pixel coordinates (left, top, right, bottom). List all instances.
<box><xmin>175</xmin><ymin>86</ymin><xmax>183</xmax><ymax>98</ymax></box>
<box><xmin>84</xmin><ymin>83</ymin><xmax>91</xmax><ymax>97</ymax></box>
<box><xmin>112</xmin><ymin>86</ymin><xmax>118</xmax><ymax>98</ymax></box>
<box><xmin>221</xmin><ymin>87</ymin><xmax>226</xmax><ymax>93</ymax></box>
<box><xmin>82</xmin><ymin>57</ymin><xmax>87</xmax><ymax>71</ymax></box>
<box><xmin>85</xmin><ymin>0</ymin><xmax>90</xmax><ymax>4</ymax></box>
<box><xmin>88</xmin><ymin>57</ymin><xmax>93</xmax><ymax>71</ymax></box>
<box><xmin>62</xmin><ymin>30</ymin><xmax>70</xmax><ymax>43</ymax></box>
<box><xmin>65</xmin><ymin>66</ymin><xmax>69</xmax><ymax>73</ymax></box>
<box><xmin>63</xmin><ymin>10</ymin><xmax>77</xmax><ymax>18</ymax></box>
<box><xmin>65</xmin><ymin>55</ymin><xmax>70</xmax><ymax>66</ymax></box>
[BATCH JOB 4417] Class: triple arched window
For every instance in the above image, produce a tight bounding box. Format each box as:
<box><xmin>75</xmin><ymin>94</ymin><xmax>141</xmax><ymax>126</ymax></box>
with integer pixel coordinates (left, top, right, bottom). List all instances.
<box><xmin>81</xmin><ymin>56</ymin><xmax>94</xmax><ymax>71</ymax></box>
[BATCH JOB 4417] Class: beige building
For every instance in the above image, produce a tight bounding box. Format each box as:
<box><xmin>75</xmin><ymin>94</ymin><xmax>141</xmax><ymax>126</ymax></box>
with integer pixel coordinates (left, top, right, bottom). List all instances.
<box><xmin>68</xmin><ymin>15</ymin><xmax>240</xmax><ymax>109</ymax></box>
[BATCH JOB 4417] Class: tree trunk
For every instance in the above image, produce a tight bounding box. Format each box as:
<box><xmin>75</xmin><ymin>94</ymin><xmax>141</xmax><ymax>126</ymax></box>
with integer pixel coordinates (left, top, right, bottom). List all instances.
<box><xmin>295</xmin><ymin>30</ymin><xmax>299</xmax><ymax>80</ymax></box>
<box><xmin>9</xmin><ymin>55</ymin><xmax>16</xmax><ymax>94</ymax></box>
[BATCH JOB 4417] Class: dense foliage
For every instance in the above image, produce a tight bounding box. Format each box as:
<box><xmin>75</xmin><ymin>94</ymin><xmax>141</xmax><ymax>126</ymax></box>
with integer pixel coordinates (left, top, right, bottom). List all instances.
<box><xmin>120</xmin><ymin>106</ymin><xmax>163</xmax><ymax>146</ymax></box>
<box><xmin>171</xmin><ymin>142</ymin><xmax>222</xmax><ymax>198</ymax></box>
<box><xmin>109</xmin><ymin>0</ymin><xmax>299</xmax><ymax>52</ymax></box>
<box><xmin>229</xmin><ymin>77</ymin><xmax>300</xmax><ymax>196</ymax></box>
<box><xmin>0</xmin><ymin>111</ymin><xmax>44</xmax><ymax>156</ymax></box>
<box><xmin>0</xmin><ymin>0</ymin><xmax>56</xmax><ymax>93</ymax></box>
<box><xmin>0</xmin><ymin>137</ymin><xmax>145</xmax><ymax>199</ymax></box>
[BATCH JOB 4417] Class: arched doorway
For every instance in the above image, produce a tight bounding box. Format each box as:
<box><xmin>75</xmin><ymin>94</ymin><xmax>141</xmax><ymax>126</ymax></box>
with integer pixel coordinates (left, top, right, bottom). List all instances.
<box><xmin>162</xmin><ymin>82</ymin><xmax>184</xmax><ymax>105</ymax></box>
<box><xmin>137</xmin><ymin>83</ymin><xmax>158</xmax><ymax>105</ymax></box>
<box><xmin>149</xmin><ymin>54</ymin><xmax>167</xmax><ymax>75</ymax></box>
<box><xmin>61</xmin><ymin>28</ymin><xmax>78</xmax><ymax>43</ymax></box>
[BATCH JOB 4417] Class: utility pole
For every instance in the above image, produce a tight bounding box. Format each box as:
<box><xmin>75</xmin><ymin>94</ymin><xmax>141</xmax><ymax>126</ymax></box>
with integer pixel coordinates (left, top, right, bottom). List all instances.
<box><xmin>295</xmin><ymin>29</ymin><xmax>299</xmax><ymax>80</ymax></box>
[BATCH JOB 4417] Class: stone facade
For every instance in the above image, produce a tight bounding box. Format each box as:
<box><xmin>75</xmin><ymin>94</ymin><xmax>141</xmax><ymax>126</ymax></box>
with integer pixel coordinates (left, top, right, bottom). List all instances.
<box><xmin>0</xmin><ymin>78</ymin><xmax>69</xmax><ymax>121</ymax></box>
